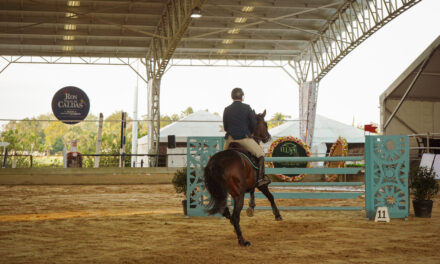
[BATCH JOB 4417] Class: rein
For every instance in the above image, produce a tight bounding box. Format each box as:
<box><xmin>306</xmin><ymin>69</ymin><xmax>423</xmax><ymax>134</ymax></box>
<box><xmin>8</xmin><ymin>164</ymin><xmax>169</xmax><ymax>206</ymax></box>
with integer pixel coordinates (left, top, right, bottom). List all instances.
<box><xmin>237</xmin><ymin>152</ymin><xmax>259</xmax><ymax>170</ymax></box>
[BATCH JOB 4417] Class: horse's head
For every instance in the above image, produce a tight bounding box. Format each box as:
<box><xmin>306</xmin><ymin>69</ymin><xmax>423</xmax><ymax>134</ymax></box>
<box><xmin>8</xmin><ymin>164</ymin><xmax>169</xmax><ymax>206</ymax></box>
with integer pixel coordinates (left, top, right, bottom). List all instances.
<box><xmin>253</xmin><ymin>110</ymin><xmax>271</xmax><ymax>144</ymax></box>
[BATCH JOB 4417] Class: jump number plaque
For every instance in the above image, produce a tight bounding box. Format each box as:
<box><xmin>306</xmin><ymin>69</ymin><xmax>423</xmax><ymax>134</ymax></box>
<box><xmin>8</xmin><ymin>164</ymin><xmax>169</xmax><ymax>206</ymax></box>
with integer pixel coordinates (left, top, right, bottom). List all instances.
<box><xmin>374</xmin><ymin>207</ymin><xmax>390</xmax><ymax>223</ymax></box>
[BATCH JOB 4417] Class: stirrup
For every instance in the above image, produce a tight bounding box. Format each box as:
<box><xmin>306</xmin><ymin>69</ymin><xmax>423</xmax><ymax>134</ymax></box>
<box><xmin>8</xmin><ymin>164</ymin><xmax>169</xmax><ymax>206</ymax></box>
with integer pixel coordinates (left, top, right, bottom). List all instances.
<box><xmin>256</xmin><ymin>175</ymin><xmax>271</xmax><ymax>186</ymax></box>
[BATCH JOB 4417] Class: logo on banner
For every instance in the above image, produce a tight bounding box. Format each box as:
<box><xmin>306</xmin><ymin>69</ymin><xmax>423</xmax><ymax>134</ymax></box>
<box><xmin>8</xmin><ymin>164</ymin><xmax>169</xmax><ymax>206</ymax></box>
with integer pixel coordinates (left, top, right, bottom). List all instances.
<box><xmin>51</xmin><ymin>86</ymin><xmax>90</xmax><ymax>124</ymax></box>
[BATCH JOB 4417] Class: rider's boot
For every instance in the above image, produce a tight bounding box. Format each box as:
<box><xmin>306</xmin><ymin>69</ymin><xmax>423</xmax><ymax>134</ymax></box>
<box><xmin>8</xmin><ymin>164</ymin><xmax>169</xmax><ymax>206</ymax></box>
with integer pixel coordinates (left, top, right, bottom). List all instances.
<box><xmin>256</xmin><ymin>156</ymin><xmax>271</xmax><ymax>187</ymax></box>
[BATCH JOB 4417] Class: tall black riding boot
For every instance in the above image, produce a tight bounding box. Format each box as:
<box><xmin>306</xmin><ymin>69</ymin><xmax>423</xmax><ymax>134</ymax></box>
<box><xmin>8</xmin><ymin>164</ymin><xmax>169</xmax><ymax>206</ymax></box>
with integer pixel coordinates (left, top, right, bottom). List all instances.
<box><xmin>256</xmin><ymin>156</ymin><xmax>271</xmax><ymax>187</ymax></box>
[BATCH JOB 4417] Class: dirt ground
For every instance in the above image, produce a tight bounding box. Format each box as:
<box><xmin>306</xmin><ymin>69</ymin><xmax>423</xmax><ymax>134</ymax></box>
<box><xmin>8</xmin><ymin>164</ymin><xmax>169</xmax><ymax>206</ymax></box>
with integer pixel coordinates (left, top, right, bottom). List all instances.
<box><xmin>0</xmin><ymin>184</ymin><xmax>439</xmax><ymax>264</ymax></box>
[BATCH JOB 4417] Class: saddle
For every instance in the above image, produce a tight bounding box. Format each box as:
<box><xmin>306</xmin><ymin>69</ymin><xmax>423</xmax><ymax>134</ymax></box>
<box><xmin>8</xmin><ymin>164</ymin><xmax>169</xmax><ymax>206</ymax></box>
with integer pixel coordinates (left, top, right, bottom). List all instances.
<box><xmin>227</xmin><ymin>142</ymin><xmax>259</xmax><ymax>170</ymax></box>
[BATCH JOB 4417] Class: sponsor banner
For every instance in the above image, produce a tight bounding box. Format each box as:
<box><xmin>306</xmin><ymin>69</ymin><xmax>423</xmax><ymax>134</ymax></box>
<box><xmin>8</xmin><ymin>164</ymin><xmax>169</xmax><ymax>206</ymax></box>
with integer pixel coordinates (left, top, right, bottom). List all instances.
<box><xmin>52</xmin><ymin>86</ymin><xmax>90</xmax><ymax>124</ymax></box>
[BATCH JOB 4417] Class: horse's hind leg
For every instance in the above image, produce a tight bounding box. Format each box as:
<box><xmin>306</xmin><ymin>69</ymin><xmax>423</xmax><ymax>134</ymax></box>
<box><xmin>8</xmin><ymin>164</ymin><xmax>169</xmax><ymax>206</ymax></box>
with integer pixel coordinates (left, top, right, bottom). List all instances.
<box><xmin>246</xmin><ymin>189</ymin><xmax>255</xmax><ymax>217</ymax></box>
<box><xmin>222</xmin><ymin>206</ymin><xmax>231</xmax><ymax>219</ymax></box>
<box><xmin>231</xmin><ymin>195</ymin><xmax>250</xmax><ymax>246</ymax></box>
<box><xmin>257</xmin><ymin>184</ymin><xmax>282</xmax><ymax>221</ymax></box>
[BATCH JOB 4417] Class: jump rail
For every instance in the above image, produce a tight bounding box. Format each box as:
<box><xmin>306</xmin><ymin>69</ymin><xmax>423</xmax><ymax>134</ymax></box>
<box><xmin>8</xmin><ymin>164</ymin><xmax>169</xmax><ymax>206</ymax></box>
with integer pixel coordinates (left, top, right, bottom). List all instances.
<box><xmin>186</xmin><ymin>135</ymin><xmax>410</xmax><ymax>219</ymax></box>
<box><xmin>245</xmin><ymin>156</ymin><xmax>364</xmax><ymax>211</ymax></box>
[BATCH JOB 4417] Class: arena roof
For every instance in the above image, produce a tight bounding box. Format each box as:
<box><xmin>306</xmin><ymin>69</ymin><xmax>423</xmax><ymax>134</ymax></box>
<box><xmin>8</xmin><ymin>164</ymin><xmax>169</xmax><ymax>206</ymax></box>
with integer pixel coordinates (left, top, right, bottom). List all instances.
<box><xmin>0</xmin><ymin>0</ymin><xmax>344</xmax><ymax>59</ymax></box>
<box><xmin>0</xmin><ymin>0</ymin><xmax>421</xmax><ymax>70</ymax></box>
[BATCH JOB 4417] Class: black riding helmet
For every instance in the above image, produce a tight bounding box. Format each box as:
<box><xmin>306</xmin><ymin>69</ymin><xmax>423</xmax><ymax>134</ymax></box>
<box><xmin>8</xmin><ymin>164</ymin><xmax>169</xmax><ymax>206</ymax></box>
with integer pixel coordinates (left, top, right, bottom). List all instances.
<box><xmin>231</xmin><ymin>87</ymin><xmax>244</xmax><ymax>100</ymax></box>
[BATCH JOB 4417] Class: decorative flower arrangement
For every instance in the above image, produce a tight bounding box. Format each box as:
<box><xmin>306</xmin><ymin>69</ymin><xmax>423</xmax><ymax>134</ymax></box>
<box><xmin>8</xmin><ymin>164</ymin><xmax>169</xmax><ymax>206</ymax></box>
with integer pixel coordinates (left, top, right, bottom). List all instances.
<box><xmin>267</xmin><ymin>136</ymin><xmax>311</xmax><ymax>182</ymax></box>
<box><xmin>324</xmin><ymin>136</ymin><xmax>348</xmax><ymax>182</ymax></box>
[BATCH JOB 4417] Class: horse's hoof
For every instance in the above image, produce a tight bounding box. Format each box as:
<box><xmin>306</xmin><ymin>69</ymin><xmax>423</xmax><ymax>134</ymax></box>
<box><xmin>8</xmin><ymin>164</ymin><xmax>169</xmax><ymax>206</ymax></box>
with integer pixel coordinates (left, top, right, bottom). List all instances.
<box><xmin>275</xmin><ymin>215</ymin><xmax>283</xmax><ymax>221</ymax></box>
<box><xmin>239</xmin><ymin>240</ymin><xmax>251</xmax><ymax>247</ymax></box>
<box><xmin>246</xmin><ymin>207</ymin><xmax>254</xmax><ymax>217</ymax></box>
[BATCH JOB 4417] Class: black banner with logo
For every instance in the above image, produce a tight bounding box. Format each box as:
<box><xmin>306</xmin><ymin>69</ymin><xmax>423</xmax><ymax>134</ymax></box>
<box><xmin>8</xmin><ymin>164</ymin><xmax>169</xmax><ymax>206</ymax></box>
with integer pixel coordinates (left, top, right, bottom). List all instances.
<box><xmin>51</xmin><ymin>86</ymin><xmax>90</xmax><ymax>124</ymax></box>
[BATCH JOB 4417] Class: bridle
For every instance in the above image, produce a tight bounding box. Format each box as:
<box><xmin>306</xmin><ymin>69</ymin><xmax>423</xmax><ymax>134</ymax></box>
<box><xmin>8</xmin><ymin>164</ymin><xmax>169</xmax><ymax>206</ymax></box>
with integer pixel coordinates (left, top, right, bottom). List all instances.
<box><xmin>252</xmin><ymin>114</ymin><xmax>270</xmax><ymax>143</ymax></box>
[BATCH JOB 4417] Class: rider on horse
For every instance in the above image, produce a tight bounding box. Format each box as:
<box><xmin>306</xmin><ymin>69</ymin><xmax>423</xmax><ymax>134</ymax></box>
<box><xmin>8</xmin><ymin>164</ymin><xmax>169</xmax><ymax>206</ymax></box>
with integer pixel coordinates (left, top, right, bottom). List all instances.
<box><xmin>223</xmin><ymin>87</ymin><xmax>271</xmax><ymax>187</ymax></box>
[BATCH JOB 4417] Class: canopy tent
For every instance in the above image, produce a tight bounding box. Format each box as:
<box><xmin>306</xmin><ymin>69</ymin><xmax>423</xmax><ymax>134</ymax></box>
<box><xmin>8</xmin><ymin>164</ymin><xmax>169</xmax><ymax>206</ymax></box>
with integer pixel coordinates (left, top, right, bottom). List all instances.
<box><xmin>137</xmin><ymin>110</ymin><xmax>223</xmax><ymax>167</ymax></box>
<box><xmin>158</xmin><ymin>110</ymin><xmax>223</xmax><ymax>142</ymax></box>
<box><xmin>268</xmin><ymin>115</ymin><xmax>365</xmax><ymax>146</ymax></box>
<box><xmin>380</xmin><ymin>35</ymin><xmax>440</xmax><ymax>157</ymax></box>
<box><xmin>264</xmin><ymin>114</ymin><xmax>365</xmax><ymax>166</ymax></box>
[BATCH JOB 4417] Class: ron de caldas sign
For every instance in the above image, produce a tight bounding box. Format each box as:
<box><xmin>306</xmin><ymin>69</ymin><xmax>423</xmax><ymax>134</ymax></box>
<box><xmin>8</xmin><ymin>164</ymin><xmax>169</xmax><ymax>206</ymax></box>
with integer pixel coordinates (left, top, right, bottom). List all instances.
<box><xmin>51</xmin><ymin>86</ymin><xmax>90</xmax><ymax>124</ymax></box>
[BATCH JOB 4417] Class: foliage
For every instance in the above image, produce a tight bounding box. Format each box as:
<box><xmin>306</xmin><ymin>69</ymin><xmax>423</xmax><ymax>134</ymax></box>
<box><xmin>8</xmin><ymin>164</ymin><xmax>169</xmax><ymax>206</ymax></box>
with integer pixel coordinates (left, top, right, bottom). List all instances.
<box><xmin>172</xmin><ymin>168</ymin><xmax>187</xmax><ymax>196</ymax></box>
<box><xmin>268</xmin><ymin>112</ymin><xmax>291</xmax><ymax>129</ymax></box>
<box><xmin>180</xmin><ymin>107</ymin><xmax>194</xmax><ymax>118</ymax></box>
<box><xmin>410</xmin><ymin>166</ymin><xmax>439</xmax><ymax>201</ymax></box>
<box><xmin>0</xmin><ymin>107</ymin><xmax>200</xmax><ymax>167</ymax></box>
<box><xmin>345</xmin><ymin>163</ymin><xmax>365</xmax><ymax>168</ymax></box>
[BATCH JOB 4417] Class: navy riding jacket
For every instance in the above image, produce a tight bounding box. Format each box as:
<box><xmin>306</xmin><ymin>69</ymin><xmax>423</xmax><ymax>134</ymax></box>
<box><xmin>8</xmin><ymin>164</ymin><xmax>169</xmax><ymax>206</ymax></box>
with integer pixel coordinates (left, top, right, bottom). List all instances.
<box><xmin>223</xmin><ymin>101</ymin><xmax>256</xmax><ymax>140</ymax></box>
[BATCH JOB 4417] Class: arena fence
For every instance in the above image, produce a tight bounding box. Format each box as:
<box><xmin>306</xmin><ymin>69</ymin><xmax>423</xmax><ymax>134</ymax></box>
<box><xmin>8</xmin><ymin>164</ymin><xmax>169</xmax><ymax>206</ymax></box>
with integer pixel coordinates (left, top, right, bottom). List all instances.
<box><xmin>186</xmin><ymin>135</ymin><xmax>410</xmax><ymax>220</ymax></box>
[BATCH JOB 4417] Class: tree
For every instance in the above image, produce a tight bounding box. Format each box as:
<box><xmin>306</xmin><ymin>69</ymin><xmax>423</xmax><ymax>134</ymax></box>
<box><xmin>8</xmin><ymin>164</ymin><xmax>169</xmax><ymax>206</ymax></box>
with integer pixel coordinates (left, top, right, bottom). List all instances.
<box><xmin>269</xmin><ymin>112</ymin><xmax>291</xmax><ymax>129</ymax></box>
<box><xmin>180</xmin><ymin>107</ymin><xmax>194</xmax><ymax>118</ymax></box>
<box><xmin>44</xmin><ymin>122</ymin><xmax>68</xmax><ymax>153</ymax></box>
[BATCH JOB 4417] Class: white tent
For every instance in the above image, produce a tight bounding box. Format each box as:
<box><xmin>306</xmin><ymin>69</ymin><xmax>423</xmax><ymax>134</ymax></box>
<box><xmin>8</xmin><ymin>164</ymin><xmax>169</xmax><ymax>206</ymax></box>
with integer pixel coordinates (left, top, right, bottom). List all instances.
<box><xmin>265</xmin><ymin>115</ymin><xmax>365</xmax><ymax>165</ymax></box>
<box><xmin>138</xmin><ymin>110</ymin><xmax>223</xmax><ymax>167</ymax></box>
<box><xmin>268</xmin><ymin>115</ymin><xmax>365</xmax><ymax>146</ymax></box>
<box><xmin>380</xmin><ymin>36</ymin><xmax>440</xmax><ymax>158</ymax></box>
<box><xmin>158</xmin><ymin>110</ymin><xmax>223</xmax><ymax>142</ymax></box>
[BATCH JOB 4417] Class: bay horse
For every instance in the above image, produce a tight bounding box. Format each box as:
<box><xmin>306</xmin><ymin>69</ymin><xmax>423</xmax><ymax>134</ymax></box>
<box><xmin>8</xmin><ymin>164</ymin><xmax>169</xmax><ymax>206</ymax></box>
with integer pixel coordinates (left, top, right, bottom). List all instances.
<box><xmin>204</xmin><ymin>110</ymin><xmax>282</xmax><ymax>247</ymax></box>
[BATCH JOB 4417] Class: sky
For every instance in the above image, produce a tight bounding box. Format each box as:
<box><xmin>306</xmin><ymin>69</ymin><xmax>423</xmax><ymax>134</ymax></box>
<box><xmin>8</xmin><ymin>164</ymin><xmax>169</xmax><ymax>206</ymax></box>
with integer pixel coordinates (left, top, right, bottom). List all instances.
<box><xmin>0</xmin><ymin>0</ymin><xmax>439</xmax><ymax>128</ymax></box>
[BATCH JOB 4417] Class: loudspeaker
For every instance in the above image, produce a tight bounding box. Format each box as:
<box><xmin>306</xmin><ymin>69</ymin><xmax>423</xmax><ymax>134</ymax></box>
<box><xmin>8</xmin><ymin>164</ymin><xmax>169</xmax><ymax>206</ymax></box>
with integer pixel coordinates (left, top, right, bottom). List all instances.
<box><xmin>168</xmin><ymin>135</ymin><xmax>176</xmax><ymax>148</ymax></box>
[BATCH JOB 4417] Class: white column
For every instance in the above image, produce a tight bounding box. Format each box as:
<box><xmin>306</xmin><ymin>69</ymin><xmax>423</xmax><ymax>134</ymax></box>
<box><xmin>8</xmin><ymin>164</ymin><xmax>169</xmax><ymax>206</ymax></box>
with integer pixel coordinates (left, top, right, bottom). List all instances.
<box><xmin>299</xmin><ymin>81</ymin><xmax>318</xmax><ymax>147</ymax></box>
<box><xmin>131</xmin><ymin>83</ymin><xmax>139</xmax><ymax>167</ymax></box>
<box><xmin>147</xmin><ymin>78</ymin><xmax>161</xmax><ymax>167</ymax></box>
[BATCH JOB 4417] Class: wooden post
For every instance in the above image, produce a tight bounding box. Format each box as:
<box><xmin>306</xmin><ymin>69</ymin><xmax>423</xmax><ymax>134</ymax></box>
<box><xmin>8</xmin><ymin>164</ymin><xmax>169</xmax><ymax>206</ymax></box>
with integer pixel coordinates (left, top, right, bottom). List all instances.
<box><xmin>1</xmin><ymin>148</ymin><xmax>7</xmax><ymax>168</ymax></box>
<box><xmin>12</xmin><ymin>152</ymin><xmax>17</xmax><ymax>168</ymax></box>
<box><xmin>94</xmin><ymin>113</ymin><xmax>104</xmax><ymax>168</ymax></box>
<box><xmin>119</xmin><ymin>112</ymin><xmax>127</xmax><ymax>168</ymax></box>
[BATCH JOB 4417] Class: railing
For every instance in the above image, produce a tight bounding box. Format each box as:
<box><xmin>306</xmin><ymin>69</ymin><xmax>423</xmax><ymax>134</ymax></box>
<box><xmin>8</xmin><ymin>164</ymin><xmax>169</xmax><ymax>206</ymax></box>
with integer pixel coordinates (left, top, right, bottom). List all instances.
<box><xmin>0</xmin><ymin>153</ymin><xmax>184</xmax><ymax>168</ymax></box>
<box><xmin>248</xmin><ymin>156</ymin><xmax>365</xmax><ymax>211</ymax></box>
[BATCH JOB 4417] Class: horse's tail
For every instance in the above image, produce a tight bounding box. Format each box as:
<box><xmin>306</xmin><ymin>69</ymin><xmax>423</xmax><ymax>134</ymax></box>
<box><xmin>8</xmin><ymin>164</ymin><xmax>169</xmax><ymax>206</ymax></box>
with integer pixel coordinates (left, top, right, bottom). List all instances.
<box><xmin>204</xmin><ymin>155</ymin><xmax>228</xmax><ymax>215</ymax></box>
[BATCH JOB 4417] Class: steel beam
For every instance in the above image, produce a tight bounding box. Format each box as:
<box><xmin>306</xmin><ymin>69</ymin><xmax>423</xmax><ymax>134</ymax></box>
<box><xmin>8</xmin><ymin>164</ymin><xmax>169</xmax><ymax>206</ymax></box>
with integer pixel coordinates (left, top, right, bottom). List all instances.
<box><xmin>299</xmin><ymin>81</ymin><xmax>318</xmax><ymax>147</ymax></box>
<box><xmin>145</xmin><ymin>0</ymin><xmax>206</xmax><ymax>166</ymax></box>
<box><xmin>293</xmin><ymin>0</ymin><xmax>422</xmax><ymax>83</ymax></box>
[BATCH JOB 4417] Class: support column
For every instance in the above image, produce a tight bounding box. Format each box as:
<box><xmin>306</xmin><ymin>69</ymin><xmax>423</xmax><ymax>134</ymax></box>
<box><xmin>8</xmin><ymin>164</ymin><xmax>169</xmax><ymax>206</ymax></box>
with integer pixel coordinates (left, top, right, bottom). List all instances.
<box><xmin>131</xmin><ymin>83</ymin><xmax>139</xmax><ymax>167</ymax></box>
<box><xmin>147</xmin><ymin>77</ymin><xmax>161</xmax><ymax>167</ymax></box>
<box><xmin>94</xmin><ymin>113</ymin><xmax>104</xmax><ymax>168</ymax></box>
<box><xmin>299</xmin><ymin>81</ymin><xmax>318</xmax><ymax>147</ymax></box>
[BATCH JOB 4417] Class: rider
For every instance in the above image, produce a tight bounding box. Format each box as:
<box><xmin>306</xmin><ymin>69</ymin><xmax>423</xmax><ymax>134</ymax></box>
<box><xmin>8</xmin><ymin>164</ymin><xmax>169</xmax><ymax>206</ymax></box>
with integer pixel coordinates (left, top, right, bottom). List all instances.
<box><xmin>223</xmin><ymin>87</ymin><xmax>270</xmax><ymax>187</ymax></box>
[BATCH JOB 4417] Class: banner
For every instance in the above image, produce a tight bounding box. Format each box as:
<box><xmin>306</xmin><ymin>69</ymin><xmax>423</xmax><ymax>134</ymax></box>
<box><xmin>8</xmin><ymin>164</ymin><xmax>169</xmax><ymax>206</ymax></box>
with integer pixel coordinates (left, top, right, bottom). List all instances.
<box><xmin>51</xmin><ymin>86</ymin><xmax>90</xmax><ymax>124</ymax></box>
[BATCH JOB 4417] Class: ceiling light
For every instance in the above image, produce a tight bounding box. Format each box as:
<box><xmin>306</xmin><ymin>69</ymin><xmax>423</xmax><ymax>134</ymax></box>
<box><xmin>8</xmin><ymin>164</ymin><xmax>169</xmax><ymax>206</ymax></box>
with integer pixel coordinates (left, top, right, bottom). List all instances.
<box><xmin>222</xmin><ymin>39</ymin><xmax>233</xmax><ymax>44</ymax></box>
<box><xmin>64</xmin><ymin>24</ymin><xmax>77</xmax><ymax>30</ymax></box>
<box><xmin>65</xmin><ymin>12</ymin><xmax>77</xmax><ymax>18</ymax></box>
<box><xmin>228</xmin><ymin>28</ymin><xmax>240</xmax><ymax>34</ymax></box>
<box><xmin>191</xmin><ymin>7</ymin><xmax>202</xmax><ymax>18</ymax></box>
<box><xmin>62</xmin><ymin>46</ymin><xmax>74</xmax><ymax>51</ymax></box>
<box><xmin>241</xmin><ymin>6</ymin><xmax>254</xmax><ymax>12</ymax></box>
<box><xmin>216</xmin><ymin>49</ymin><xmax>228</xmax><ymax>54</ymax></box>
<box><xmin>63</xmin><ymin>35</ymin><xmax>75</xmax><ymax>41</ymax></box>
<box><xmin>67</xmin><ymin>1</ymin><xmax>80</xmax><ymax>7</ymax></box>
<box><xmin>234</xmin><ymin>17</ymin><xmax>247</xmax><ymax>23</ymax></box>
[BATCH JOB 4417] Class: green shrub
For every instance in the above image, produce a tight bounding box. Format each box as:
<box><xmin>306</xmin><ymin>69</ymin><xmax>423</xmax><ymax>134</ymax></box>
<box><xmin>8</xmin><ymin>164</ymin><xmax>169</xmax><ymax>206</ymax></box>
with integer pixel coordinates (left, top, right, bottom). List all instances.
<box><xmin>410</xmin><ymin>166</ymin><xmax>439</xmax><ymax>201</ymax></box>
<box><xmin>172</xmin><ymin>168</ymin><xmax>187</xmax><ymax>195</ymax></box>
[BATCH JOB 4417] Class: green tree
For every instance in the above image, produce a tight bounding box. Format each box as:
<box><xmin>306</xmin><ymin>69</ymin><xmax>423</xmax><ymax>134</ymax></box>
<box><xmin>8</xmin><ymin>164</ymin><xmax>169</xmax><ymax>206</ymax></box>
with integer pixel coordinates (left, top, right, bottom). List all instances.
<box><xmin>269</xmin><ymin>112</ymin><xmax>291</xmax><ymax>129</ymax></box>
<box><xmin>44</xmin><ymin>122</ymin><xmax>68</xmax><ymax>153</ymax></box>
<box><xmin>52</xmin><ymin>137</ymin><xmax>65</xmax><ymax>153</ymax></box>
<box><xmin>180</xmin><ymin>106</ymin><xmax>194</xmax><ymax>118</ymax></box>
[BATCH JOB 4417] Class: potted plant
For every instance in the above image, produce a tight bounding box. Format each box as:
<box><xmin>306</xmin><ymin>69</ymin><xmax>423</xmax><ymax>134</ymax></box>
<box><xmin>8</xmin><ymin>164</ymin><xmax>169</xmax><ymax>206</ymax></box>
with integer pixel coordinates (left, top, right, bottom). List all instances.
<box><xmin>410</xmin><ymin>166</ymin><xmax>439</xmax><ymax>218</ymax></box>
<box><xmin>172</xmin><ymin>168</ymin><xmax>188</xmax><ymax>215</ymax></box>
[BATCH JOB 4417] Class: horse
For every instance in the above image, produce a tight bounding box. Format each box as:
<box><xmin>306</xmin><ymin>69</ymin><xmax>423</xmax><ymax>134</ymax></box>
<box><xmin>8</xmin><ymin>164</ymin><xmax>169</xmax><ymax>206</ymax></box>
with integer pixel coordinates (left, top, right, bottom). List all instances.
<box><xmin>204</xmin><ymin>110</ymin><xmax>282</xmax><ymax>247</ymax></box>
